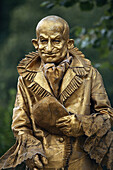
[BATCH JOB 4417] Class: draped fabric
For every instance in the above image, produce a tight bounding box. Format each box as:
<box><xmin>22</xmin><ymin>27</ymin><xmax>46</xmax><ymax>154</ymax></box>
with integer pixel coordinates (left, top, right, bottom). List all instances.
<box><xmin>0</xmin><ymin>48</ymin><xmax>113</xmax><ymax>170</ymax></box>
<box><xmin>42</xmin><ymin>56</ymin><xmax>72</xmax><ymax>97</ymax></box>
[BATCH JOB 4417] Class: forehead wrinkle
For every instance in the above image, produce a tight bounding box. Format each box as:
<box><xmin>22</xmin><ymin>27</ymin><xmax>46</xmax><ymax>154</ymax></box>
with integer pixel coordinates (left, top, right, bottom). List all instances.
<box><xmin>39</xmin><ymin>34</ymin><xmax>48</xmax><ymax>39</ymax></box>
<box><xmin>39</xmin><ymin>33</ymin><xmax>62</xmax><ymax>39</ymax></box>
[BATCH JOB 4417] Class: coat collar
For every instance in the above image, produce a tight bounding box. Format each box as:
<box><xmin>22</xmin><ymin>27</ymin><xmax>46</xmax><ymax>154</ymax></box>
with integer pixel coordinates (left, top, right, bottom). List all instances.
<box><xmin>17</xmin><ymin>48</ymin><xmax>91</xmax><ymax>103</ymax></box>
<box><xmin>59</xmin><ymin>48</ymin><xmax>91</xmax><ymax>103</ymax></box>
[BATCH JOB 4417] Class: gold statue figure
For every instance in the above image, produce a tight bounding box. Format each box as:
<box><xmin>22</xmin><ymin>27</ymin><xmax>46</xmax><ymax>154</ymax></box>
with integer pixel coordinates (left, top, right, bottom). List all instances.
<box><xmin>0</xmin><ymin>16</ymin><xmax>113</xmax><ymax>170</ymax></box>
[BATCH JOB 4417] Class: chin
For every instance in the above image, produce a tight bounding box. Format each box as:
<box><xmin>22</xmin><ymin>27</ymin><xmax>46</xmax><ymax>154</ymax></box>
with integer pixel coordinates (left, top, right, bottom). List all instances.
<box><xmin>45</xmin><ymin>59</ymin><xmax>58</xmax><ymax>63</ymax></box>
<box><xmin>41</xmin><ymin>54</ymin><xmax>66</xmax><ymax>64</ymax></box>
<box><xmin>43</xmin><ymin>56</ymin><xmax>59</xmax><ymax>63</ymax></box>
<box><xmin>47</xmin><ymin>58</ymin><xmax>64</xmax><ymax>64</ymax></box>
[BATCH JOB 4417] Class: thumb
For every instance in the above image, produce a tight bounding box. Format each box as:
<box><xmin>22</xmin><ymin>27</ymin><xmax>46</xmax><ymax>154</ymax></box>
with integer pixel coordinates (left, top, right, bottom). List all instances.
<box><xmin>41</xmin><ymin>156</ymin><xmax>48</xmax><ymax>165</ymax></box>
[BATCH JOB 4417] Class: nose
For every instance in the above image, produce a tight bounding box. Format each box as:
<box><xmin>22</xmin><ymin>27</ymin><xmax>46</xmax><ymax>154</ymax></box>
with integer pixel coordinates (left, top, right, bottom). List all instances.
<box><xmin>46</xmin><ymin>39</ymin><xmax>53</xmax><ymax>53</ymax></box>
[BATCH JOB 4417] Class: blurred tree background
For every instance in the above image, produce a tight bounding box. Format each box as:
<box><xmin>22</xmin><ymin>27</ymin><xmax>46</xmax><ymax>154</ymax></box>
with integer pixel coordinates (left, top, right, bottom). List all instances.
<box><xmin>0</xmin><ymin>0</ymin><xmax>113</xmax><ymax>168</ymax></box>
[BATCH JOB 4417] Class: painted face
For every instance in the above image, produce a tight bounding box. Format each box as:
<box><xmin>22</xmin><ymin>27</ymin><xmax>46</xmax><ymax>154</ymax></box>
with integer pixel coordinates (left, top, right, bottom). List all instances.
<box><xmin>37</xmin><ymin>22</ymin><xmax>68</xmax><ymax>64</ymax></box>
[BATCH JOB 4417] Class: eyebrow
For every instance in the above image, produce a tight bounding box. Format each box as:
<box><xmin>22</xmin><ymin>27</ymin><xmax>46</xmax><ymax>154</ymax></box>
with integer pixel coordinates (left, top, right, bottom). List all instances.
<box><xmin>39</xmin><ymin>35</ymin><xmax>48</xmax><ymax>39</ymax></box>
<box><xmin>39</xmin><ymin>34</ymin><xmax>62</xmax><ymax>39</ymax></box>
<box><xmin>53</xmin><ymin>35</ymin><xmax>61</xmax><ymax>39</ymax></box>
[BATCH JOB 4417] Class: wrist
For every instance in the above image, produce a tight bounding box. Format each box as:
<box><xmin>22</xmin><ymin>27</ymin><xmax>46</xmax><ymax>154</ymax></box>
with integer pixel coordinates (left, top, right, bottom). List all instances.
<box><xmin>70</xmin><ymin>115</ymin><xmax>84</xmax><ymax>137</ymax></box>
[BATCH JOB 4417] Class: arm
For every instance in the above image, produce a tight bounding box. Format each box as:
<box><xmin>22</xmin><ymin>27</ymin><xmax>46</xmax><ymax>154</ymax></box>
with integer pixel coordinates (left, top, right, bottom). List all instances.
<box><xmin>13</xmin><ymin>76</ymin><xmax>48</xmax><ymax>169</ymax></box>
<box><xmin>56</xmin><ymin>114</ymin><xmax>84</xmax><ymax>137</ymax></box>
<box><xmin>12</xmin><ymin>76</ymin><xmax>32</xmax><ymax>136</ymax></box>
<box><xmin>56</xmin><ymin>67</ymin><xmax>113</xmax><ymax>169</ymax></box>
<box><xmin>91</xmin><ymin>67</ymin><xmax>113</xmax><ymax>124</ymax></box>
<box><xmin>80</xmin><ymin>68</ymin><xmax>113</xmax><ymax>169</ymax></box>
<box><xmin>57</xmin><ymin>67</ymin><xmax>113</xmax><ymax>137</ymax></box>
<box><xmin>0</xmin><ymin>76</ymin><xmax>47</xmax><ymax>169</ymax></box>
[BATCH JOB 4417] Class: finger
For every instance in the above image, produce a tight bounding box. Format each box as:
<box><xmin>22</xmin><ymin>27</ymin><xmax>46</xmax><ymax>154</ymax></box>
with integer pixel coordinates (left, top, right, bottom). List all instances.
<box><xmin>56</xmin><ymin>122</ymin><xmax>69</xmax><ymax>128</ymax></box>
<box><xmin>33</xmin><ymin>168</ymin><xmax>38</xmax><ymax>170</ymax></box>
<box><xmin>56</xmin><ymin>117</ymin><xmax>71</xmax><ymax>124</ymax></box>
<box><xmin>60</xmin><ymin>126</ymin><xmax>70</xmax><ymax>132</ymax></box>
<box><xmin>34</xmin><ymin>155</ymin><xmax>43</xmax><ymax>169</ymax></box>
<box><xmin>41</xmin><ymin>156</ymin><xmax>48</xmax><ymax>165</ymax></box>
<box><xmin>57</xmin><ymin>115</ymin><xmax>71</xmax><ymax>121</ymax></box>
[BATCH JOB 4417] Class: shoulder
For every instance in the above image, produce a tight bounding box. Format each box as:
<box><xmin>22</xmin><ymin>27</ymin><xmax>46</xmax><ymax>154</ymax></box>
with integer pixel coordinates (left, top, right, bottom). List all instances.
<box><xmin>17</xmin><ymin>51</ymin><xmax>41</xmax><ymax>81</ymax></box>
<box><xmin>69</xmin><ymin>47</ymin><xmax>91</xmax><ymax>67</ymax></box>
<box><xmin>69</xmin><ymin>47</ymin><xmax>92</xmax><ymax>77</ymax></box>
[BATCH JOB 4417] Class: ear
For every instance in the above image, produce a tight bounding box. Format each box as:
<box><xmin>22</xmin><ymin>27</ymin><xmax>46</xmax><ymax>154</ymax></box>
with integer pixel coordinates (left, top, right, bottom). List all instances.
<box><xmin>32</xmin><ymin>39</ymin><xmax>39</xmax><ymax>50</ymax></box>
<box><xmin>67</xmin><ymin>39</ymin><xmax>74</xmax><ymax>50</ymax></box>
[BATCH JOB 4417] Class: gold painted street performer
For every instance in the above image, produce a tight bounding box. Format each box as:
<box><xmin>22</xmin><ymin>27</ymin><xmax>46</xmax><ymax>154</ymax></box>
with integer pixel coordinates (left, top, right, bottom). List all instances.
<box><xmin>0</xmin><ymin>16</ymin><xmax>113</xmax><ymax>170</ymax></box>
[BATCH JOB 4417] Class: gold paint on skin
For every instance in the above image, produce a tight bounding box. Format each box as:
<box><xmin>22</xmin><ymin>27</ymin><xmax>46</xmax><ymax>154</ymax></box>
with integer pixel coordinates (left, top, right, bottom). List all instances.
<box><xmin>0</xmin><ymin>16</ymin><xmax>113</xmax><ymax>170</ymax></box>
<box><xmin>32</xmin><ymin>16</ymin><xmax>74</xmax><ymax>64</ymax></box>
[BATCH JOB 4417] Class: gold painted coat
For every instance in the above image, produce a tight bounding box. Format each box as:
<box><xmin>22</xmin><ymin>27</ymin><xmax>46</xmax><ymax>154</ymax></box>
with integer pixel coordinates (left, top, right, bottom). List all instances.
<box><xmin>0</xmin><ymin>48</ymin><xmax>113</xmax><ymax>170</ymax></box>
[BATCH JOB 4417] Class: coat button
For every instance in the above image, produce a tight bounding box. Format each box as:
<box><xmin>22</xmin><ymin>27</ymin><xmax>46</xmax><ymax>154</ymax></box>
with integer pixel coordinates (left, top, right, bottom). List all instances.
<box><xmin>59</xmin><ymin>137</ymin><xmax>64</xmax><ymax>143</ymax></box>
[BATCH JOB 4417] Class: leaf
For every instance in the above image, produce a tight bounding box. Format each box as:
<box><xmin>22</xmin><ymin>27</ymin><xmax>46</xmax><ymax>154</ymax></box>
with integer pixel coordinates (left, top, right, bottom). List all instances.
<box><xmin>94</xmin><ymin>63</ymin><xmax>101</xmax><ymax>68</ymax></box>
<box><xmin>40</xmin><ymin>1</ymin><xmax>50</xmax><ymax>7</ymax></box>
<box><xmin>101</xmin><ymin>29</ymin><xmax>107</xmax><ymax>36</ymax></box>
<box><xmin>74</xmin><ymin>27</ymin><xmax>86</xmax><ymax>37</ymax></box>
<box><xmin>40</xmin><ymin>1</ymin><xmax>54</xmax><ymax>9</ymax></box>
<box><xmin>46</xmin><ymin>3</ymin><xmax>54</xmax><ymax>8</ymax></box>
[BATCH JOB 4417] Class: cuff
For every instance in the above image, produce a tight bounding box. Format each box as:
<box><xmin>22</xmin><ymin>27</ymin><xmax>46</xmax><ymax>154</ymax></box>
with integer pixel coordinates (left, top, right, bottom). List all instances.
<box><xmin>0</xmin><ymin>133</ymin><xmax>44</xmax><ymax>169</ymax></box>
<box><xmin>77</xmin><ymin>113</ymin><xmax>113</xmax><ymax>169</ymax></box>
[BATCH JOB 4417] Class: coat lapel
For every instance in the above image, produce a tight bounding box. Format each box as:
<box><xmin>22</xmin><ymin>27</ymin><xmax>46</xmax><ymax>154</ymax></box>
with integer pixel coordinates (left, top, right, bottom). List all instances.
<box><xmin>17</xmin><ymin>49</ymin><xmax>91</xmax><ymax>101</ymax></box>
<box><xmin>34</xmin><ymin>70</ymin><xmax>52</xmax><ymax>94</ymax></box>
<box><xmin>60</xmin><ymin>66</ymin><xmax>76</xmax><ymax>94</ymax></box>
<box><xmin>59</xmin><ymin>53</ymin><xmax>83</xmax><ymax>94</ymax></box>
<box><xmin>27</xmin><ymin>68</ymin><xmax>53</xmax><ymax>98</ymax></box>
<box><xmin>59</xmin><ymin>48</ymin><xmax>91</xmax><ymax>104</ymax></box>
<box><xmin>17</xmin><ymin>51</ymin><xmax>53</xmax><ymax>98</ymax></box>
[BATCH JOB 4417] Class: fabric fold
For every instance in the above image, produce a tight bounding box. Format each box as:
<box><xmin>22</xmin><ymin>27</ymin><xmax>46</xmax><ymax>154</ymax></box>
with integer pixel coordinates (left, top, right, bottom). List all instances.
<box><xmin>42</xmin><ymin>56</ymin><xmax>72</xmax><ymax>98</ymax></box>
<box><xmin>76</xmin><ymin>113</ymin><xmax>113</xmax><ymax>169</ymax></box>
<box><xmin>0</xmin><ymin>134</ymin><xmax>44</xmax><ymax>169</ymax></box>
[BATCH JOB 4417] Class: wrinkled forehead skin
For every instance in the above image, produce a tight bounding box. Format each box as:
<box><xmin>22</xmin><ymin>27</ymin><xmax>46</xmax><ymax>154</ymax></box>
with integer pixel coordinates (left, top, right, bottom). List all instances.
<box><xmin>36</xmin><ymin>15</ymin><xmax>69</xmax><ymax>40</ymax></box>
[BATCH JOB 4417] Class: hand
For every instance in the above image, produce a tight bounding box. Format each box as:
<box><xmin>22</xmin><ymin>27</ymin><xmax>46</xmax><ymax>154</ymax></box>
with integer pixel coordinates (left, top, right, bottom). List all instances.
<box><xmin>56</xmin><ymin>115</ymin><xmax>83</xmax><ymax>137</ymax></box>
<box><xmin>33</xmin><ymin>154</ymin><xmax>48</xmax><ymax>169</ymax></box>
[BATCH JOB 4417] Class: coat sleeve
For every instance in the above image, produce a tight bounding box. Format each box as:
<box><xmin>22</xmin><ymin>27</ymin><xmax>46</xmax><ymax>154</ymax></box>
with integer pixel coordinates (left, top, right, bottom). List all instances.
<box><xmin>91</xmin><ymin>67</ymin><xmax>113</xmax><ymax>123</ymax></box>
<box><xmin>0</xmin><ymin>76</ymin><xmax>45</xmax><ymax>170</ymax></box>
<box><xmin>80</xmin><ymin>67</ymin><xmax>113</xmax><ymax>169</ymax></box>
<box><xmin>12</xmin><ymin>76</ymin><xmax>33</xmax><ymax>136</ymax></box>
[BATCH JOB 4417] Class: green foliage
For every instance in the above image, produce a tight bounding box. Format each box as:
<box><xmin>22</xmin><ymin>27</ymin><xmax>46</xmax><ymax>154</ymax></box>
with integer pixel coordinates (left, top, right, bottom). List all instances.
<box><xmin>0</xmin><ymin>0</ymin><xmax>113</xmax><ymax>159</ymax></box>
<box><xmin>0</xmin><ymin>88</ymin><xmax>16</xmax><ymax>156</ymax></box>
<box><xmin>79</xmin><ymin>1</ymin><xmax>94</xmax><ymax>11</ymax></box>
<box><xmin>41</xmin><ymin>0</ymin><xmax>113</xmax><ymax>51</ymax></box>
<box><xmin>41</xmin><ymin>0</ymin><xmax>112</xmax><ymax>10</ymax></box>
<box><xmin>41</xmin><ymin>0</ymin><xmax>113</xmax><ymax>106</ymax></box>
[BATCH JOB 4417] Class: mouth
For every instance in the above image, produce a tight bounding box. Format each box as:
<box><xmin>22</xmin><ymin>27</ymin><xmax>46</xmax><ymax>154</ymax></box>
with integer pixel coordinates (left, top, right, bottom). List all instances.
<box><xmin>41</xmin><ymin>50</ymin><xmax>60</xmax><ymax>57</ymax></box>
<box><xmin>43</xmin><ymin>53</ymin><xmax>57</xmax><ymax>58</ymax></box>
<box><xmin>45</xmin><ymin>54</ymin><xmax>55</xmax><ymax>57</ymax></box>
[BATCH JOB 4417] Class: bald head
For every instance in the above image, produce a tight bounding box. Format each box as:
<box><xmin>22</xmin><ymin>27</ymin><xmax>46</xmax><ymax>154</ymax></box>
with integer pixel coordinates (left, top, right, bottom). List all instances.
<box><xmin>36</xmin><ymin>15</ymin><xmax>70</xmax><ymax>40</ymax></box>
<box><xmin>32</xmin><ymin>16</ymin><xmax>74</xmax><ymax>64</ymax></box>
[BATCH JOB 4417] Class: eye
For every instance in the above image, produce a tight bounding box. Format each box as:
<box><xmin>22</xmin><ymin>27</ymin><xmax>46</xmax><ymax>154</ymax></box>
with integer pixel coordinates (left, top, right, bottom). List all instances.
<box><xmin>40</xmin><ymin>39</ymin><xmax>48</xmax><ymax>43</ymax></box>
<box><xmin>53</xmin><ymin>39</ymin><xmax>60</xmax><ymax>43</ymax></box>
